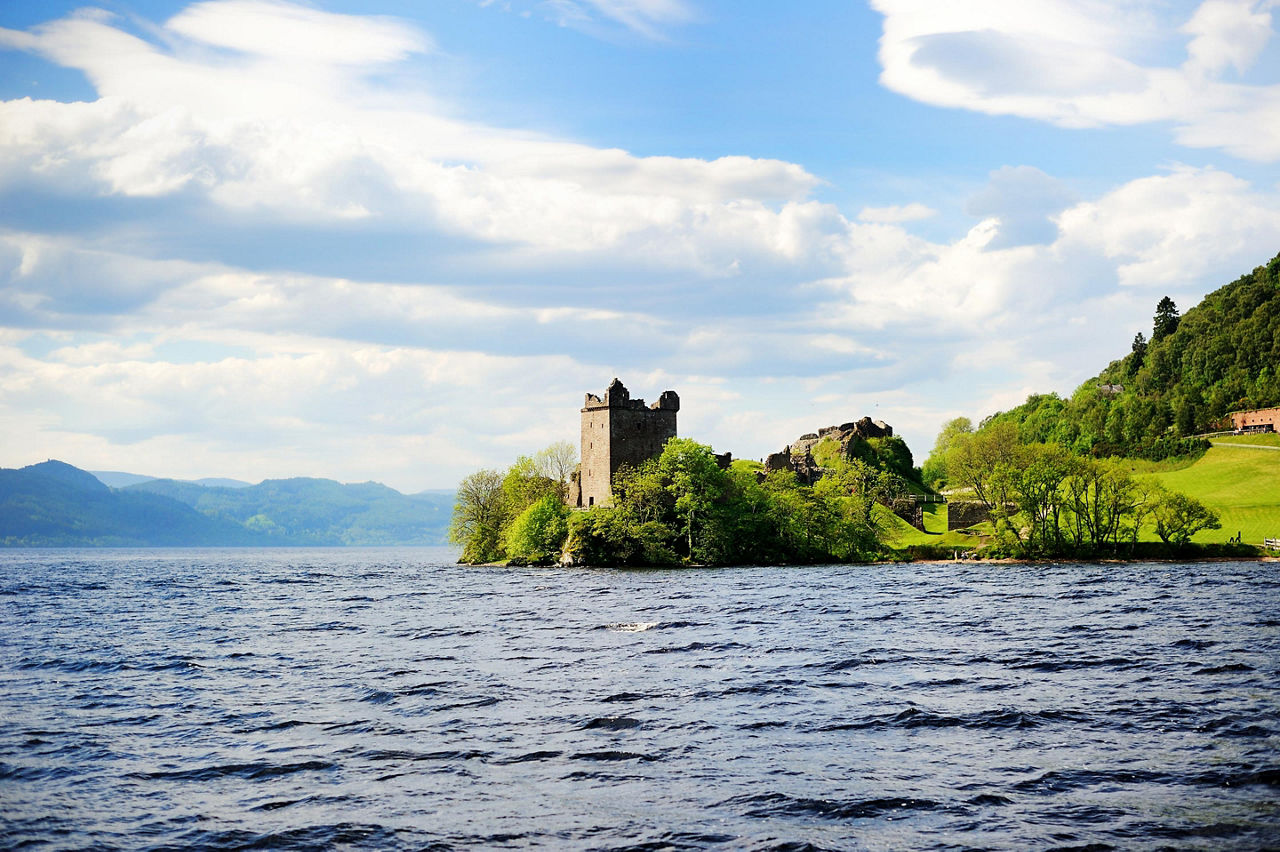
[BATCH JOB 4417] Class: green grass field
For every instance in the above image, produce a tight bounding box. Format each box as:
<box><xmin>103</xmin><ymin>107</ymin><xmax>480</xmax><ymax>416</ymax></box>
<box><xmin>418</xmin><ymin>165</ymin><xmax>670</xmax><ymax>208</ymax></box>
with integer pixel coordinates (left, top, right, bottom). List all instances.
<box><xmin>884</xmin><ymin>443</ymin><xmax>1279</xmax><ymax>551</ymax></box>
<box><xmin>1151</xmin><ymin>444</ymin><xmax>1280</xmax><ymax>545</ymax></box>
<box><xmin>1211</xmin><ymin>433</ymin><xmax>1280</xmax><ymax>448</ymax></box>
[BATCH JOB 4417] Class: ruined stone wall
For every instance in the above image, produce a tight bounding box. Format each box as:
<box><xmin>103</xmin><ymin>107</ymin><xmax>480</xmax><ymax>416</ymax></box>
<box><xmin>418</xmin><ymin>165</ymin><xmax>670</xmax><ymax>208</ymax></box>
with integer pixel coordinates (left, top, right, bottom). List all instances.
<box><xmin>947</xmin><ymin>501</ymin><xmax>991</xmax><ymax>531</ymax></box>
<box><xmin>580</xmin><ymin>405</ymin><xmax>613</xmax><ymax>508</ymax></box>
<box><xmin>892</xmin><ymin>502</ymin><xmax>925</xmax><ymax>531</ymax></box>
<box><xmin>610</xmin><ymin>406</ymin><xmax>677</xmax><ymax>476</ymax></box>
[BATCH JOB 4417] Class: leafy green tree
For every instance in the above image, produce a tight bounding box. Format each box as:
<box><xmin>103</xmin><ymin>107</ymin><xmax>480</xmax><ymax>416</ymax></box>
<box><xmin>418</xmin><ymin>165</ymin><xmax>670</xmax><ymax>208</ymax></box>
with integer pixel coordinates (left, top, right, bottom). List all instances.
<box><xmin>946</xmin><ymin>420</ymin><xmax>1021</xmax><ymax>510</ymax></box>
<box><xmin>450</xmin><ymin>469</ymin><xmax>507</xmax><ymax>563</ymax></box>
<box><xmin>612</xmin><ymin>460</ymin><xmax>672</xmax><ymax>524</ymax></box>
<box><xmin>1008</xmin><ymin>443</ymin><xmax>1075</xmax><ymax>556</ymax></box>
<box><xmin>502</xmin><ymin>455</ymin><xmax>559</xmax><ymax>516</ymax></box>
<box><xmin>657</xmin><ymin>438</ymin><xmax>728</xmax><ymax>560</ymax></box>
<box><xmin>533</xmin><ymin>441</ymin><xmax>577</xmax><ymax>501</ymax></box>
<box><xmin>1152</xmin><ymin>490</ymin><xmax>1221</xmax><ymax>546</ymax></box>
<box><xmin>504</xmin><ymin>494</ymin><xmax>569</xmax><ymax>564</ymax></box>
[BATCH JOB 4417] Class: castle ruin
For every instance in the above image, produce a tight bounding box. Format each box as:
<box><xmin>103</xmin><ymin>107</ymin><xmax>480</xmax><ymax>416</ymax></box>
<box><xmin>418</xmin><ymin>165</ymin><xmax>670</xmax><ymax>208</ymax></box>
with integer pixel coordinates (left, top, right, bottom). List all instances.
<box><xmin>570</xmin><ymin>378</ymin><xmax>679</xmax><ymax>508</ymax></box>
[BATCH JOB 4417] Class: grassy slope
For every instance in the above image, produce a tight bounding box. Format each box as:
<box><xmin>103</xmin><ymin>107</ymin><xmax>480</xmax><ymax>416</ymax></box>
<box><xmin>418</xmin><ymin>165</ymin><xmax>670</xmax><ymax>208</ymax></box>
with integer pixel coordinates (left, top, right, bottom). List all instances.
<box><xmin>1150</xmin><ymin>444</ymin><xmax>1280</xmax><ymax>544</ymax></box>
<box><xmin>883</xmin><ymin>503</ymin><xmax>982</xmax><ymax>548</ymax></box>
<box><xmin>1211</xmin><ymin>433</ymin><xmax>1280</xmax><ymax>448</ymax></box>
<box><xmin>890</xmin><ymin>443</ymin><xmax>1280</xmax><ymax>550</ymax></box>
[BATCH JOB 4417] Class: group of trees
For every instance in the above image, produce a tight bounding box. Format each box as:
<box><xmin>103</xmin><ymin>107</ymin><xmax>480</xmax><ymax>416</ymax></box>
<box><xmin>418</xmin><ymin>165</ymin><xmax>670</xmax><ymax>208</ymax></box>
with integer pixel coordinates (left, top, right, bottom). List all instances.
<box><xmin>448</xmin><ymin>441</ymin><xmax>577</xmax><ymax>564</ymax></box>
<box><xmin>944</xmin><ymin>255</ymin><xmax>1279</xmax><ymax>465</ymax></box>
<box><xmin>930</xmin><ymin>420</ymin><xmax>1220</xmax><ymax>558</ymax></box>
<box><xmin>451</xmin><ymin>437</ymin><xmax>902</xmax><ymax>567</ymax></box>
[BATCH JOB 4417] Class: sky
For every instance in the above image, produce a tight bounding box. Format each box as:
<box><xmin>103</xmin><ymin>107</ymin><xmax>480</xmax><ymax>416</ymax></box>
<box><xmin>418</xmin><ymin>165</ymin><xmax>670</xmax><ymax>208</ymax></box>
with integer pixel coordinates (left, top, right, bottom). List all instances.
<box><xmin>2</xmin><ymin>0</ymin><xmax>1279</xmax><ymax>492</ymax></box>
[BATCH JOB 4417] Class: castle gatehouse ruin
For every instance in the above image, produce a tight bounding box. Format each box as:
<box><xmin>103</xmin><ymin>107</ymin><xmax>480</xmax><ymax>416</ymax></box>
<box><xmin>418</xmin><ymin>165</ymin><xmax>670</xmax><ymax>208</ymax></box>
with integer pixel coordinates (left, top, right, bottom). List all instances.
<box><xmin>570</xmin><ymin>378</ymin><xmax>679</xmax><ymax>508</ymax></box>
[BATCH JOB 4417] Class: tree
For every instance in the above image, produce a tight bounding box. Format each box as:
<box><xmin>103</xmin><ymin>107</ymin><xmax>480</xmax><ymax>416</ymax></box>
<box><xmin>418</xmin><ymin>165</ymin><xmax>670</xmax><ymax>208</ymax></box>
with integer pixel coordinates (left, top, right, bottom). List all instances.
<box><xmin>1129</xmin><ymin>332</ymin><xmax>1147</xmax><ymax>375</ymax></box>
<box><xmin>1153</xmin><ymin>296</ymin><xmax>1179</xmax><ymax>342</ymax></box>
<box><xmin>504</xmin><ymin>494</ymin><xmax>569</xmax><ymax>564</ymax></box>
<box><xmin>657</xmin><ymin>438</ymin><xmax>727</xmax><ymax>560</ymax></box>
<box><xmin>946</xmin><ymin>420</ymin><xmax>1021</xmax><ymax>511</ymax></box>
<box><xmin>449</xmin><ymin>469</ymin><xmax>507</xmax><ymax>563</ymax></box>
<box><xmin>502</xmin><ymin>456</ymin><xmax>559</xmax><ymax>516</ymax></box>
<box><xmin>534</xmin><ymin>441</ymin><xmax>578</xmax><ymax>500</ymax></box>
<box><xmin>1152</xmin><ymin>490</ymin><xmax>1220</xmax><ymax>546</ymax></box>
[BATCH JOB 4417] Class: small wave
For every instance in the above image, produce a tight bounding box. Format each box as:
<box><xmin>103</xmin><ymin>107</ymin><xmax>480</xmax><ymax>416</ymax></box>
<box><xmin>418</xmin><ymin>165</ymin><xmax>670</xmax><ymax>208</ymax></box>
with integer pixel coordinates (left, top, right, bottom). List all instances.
<box><xmin>967</xmin><ymin>793</ymin><xmax>1013</xmax><ymax>806</ymax></box>
<box><xmin>400</xmin><ymin>681</ymin><xmax>449</xmax><ymax>697</ymax></box>
<box><xmin>0</xmin><ymin>762</ymin><xmax>77</xmax><ymax>782</ymax></box>
<box><xmin>821</xmin><ymin>706</ymin><xmax>1089</xmax><ymax>732</ymax></box>
<box><xmin>1011</xmin><ymin>656</ymin><xmax>1139</xmax><ymax>673</ymax></box>
<box><xmin>1012</xmin><ymin>768</ymin><xmax>1171</xmax><ymax>793</ymax></box>
<box><xmin>171</xmin><ymin>822</ymin><xmax>403</xmax><ymax>850</ymax></box>
<box><xmin>806</xmin><ymin>654</ymin><xmax>912</xmax><ymax>672</ymax></box>
<box><xmin>252</xmin><ymin>719</ymin><xmax>313</xmax><ymax>732</ymax></box>
<box><xmin>608</xmin><ymin>622</ymin><xmax>659</xmax><ymax>632</ymax></box>
<box><xmin>642</xmin><ymin>641</ymin><xmax>746</xmax><ymax>655</ymax></box>
<box><xmin>130</xmin><ymin>759</ymin><xmax>335</xmax><ymax>782</ymax></box>
<box><xmin>249</xmin><ymin>794</ymin><xmax>347</xmax><ymax>812</ymax></box>
<box><xmin>601</xmin><ymin>691</ymin><xmax>651</xmax><ymax>703</ymax></box>
<box><xmin>362</xmin><ymin>749</ymin><xmax>489</xmax><ymax>763</ymax></box>
<box><xmin>494</xmin><ymin>750</ymin><xmax>562</xmax><ymax>765</ymax></box>
<box><xmin>570</xmin><ymin>750</ymin><xmax>660</xmax><ymax>762</ymax></box>
<box><xmin>1194</xmin><ymin>663</ymin><xmax>1253</xmax><ymax>675</ymax></box>
<box><xmin>583</xmin><ymin>716</ymin><xmax>643</xmax><ymax>731</ymax></box>
<box><xmin>436</xmin><ymin>696</ymin><xmax>500</xmax><ymax>711</ymax></box>
<box><xmin>722</xmin><ymin>791</ymin><xmax>941</xmax><ymax>821</ymax></box>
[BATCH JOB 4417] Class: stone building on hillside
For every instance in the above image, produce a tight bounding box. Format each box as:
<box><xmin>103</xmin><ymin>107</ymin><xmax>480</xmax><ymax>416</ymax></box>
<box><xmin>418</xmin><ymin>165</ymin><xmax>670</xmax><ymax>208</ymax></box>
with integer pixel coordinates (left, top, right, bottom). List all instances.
<box><xmin>569</xmin><ymin>378</ymin><xmax>679</xmax><ymax>508</ymax></box>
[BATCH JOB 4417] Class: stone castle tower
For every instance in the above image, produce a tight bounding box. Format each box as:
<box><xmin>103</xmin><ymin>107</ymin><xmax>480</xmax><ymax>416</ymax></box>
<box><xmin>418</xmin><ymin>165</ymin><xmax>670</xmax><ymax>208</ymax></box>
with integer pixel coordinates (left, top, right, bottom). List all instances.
<box><xmin>574</xmin><ymin>378</ymin><xmax>679</xmax><ymax>508</ymax></box>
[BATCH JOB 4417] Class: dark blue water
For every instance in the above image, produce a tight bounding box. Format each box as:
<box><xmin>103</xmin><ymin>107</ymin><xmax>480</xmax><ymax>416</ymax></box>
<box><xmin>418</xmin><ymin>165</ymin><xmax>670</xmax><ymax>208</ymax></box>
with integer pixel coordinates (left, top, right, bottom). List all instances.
<box><xmin>1</xmin><ymin>549</ymin><xmax>1277</xmax><ymax>851</ymax></box>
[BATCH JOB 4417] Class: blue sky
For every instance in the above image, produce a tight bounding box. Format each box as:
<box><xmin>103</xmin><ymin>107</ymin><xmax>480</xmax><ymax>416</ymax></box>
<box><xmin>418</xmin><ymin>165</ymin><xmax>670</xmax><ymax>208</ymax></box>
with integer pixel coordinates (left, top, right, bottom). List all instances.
<box><xmin>2</xmin><ymin>0</ymin><xmax>1279</xmax><ymax>490</ymax></box>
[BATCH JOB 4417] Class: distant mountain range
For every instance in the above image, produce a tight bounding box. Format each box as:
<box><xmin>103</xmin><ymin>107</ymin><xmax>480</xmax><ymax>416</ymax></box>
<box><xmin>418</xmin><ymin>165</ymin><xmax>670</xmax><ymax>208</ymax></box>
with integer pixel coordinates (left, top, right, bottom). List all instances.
<box><xmin>90</xmin><ymin>470</ymin><xmax>253</xmax><ymax>489</ymax></box>
<box><xmin>1</xmin><ymin>460</ymin><xmax>454</xmax><ymax>547</ymax></box>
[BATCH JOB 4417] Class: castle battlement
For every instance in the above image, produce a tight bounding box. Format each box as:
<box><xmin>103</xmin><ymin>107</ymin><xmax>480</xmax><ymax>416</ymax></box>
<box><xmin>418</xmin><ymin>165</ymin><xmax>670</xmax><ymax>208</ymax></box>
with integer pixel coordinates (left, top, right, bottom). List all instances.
<box><xmin>583</xmin><ymin>378</ymin><xmax>679</xmax><ymax>412</ymax></box>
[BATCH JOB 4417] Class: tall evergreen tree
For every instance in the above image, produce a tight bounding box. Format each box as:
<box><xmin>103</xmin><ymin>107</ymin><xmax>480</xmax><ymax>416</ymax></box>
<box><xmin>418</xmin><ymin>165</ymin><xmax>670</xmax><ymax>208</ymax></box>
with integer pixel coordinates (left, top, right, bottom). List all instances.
<box><xmin>1129</xmin><ymin>332</ymin><xmax>1147</xmax><ymax>375</ymax></box>
<box><xmin>1152</xmin><ymin>296</ymin><xmax>1179</xmax><ymax>342</ymax></box>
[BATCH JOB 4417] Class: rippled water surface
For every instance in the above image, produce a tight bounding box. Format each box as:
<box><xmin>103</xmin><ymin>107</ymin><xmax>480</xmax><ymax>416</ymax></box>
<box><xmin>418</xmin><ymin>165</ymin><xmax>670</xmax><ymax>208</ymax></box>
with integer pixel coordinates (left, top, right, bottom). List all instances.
<box><xmin>2</xmin><ymin>549</ymin><xmax>1278</xmax><ymax>850</ymax></box>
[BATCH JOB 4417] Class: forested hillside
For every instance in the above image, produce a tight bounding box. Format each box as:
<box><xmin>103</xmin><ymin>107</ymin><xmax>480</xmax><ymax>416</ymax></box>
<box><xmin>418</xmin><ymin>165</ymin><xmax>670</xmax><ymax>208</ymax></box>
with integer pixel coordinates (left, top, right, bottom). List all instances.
<box><xmin>0</xmin><ymin>461</ymin><xmax>267</xmax><ymax>546</ymax></box>
<box><xmin>0</xmin><ymin>461</ymin><xmax>453</xmax><ymax>546</ymax></box>
<box><xmin>930</xmin><ymin>252</ymin><xmax>1279</xmax><ymax>473</ymax></box>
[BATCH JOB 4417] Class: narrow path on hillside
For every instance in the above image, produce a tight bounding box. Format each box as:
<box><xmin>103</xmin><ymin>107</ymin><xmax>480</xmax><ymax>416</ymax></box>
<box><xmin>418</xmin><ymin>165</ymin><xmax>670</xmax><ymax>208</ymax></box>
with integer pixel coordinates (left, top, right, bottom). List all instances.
<box><xmin>1210</xmin><ymin>441</ymin><xmax>1280</xmax><ymax>451</ymax></box>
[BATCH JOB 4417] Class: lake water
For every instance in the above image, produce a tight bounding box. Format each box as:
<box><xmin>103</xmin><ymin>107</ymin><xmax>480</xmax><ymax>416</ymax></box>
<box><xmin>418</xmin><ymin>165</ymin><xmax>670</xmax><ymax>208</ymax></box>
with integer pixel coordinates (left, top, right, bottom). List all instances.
<box><xmin>1</xmin><ymin>549</ymin><xmax>1277</xmax><ymax>851</ymax></box>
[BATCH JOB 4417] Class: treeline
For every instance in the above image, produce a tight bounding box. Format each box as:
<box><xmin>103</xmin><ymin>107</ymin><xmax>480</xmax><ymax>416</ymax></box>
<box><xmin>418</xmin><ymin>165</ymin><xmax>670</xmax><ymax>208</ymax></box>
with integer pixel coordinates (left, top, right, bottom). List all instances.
<box><xmin>933</xmin><ymin>422</ymin><xmax>1220</xmax><ymax>559</ymax></box>
<box><xmin>927</xmin><ymin>253</ymin><xmax>1279</xmax><ymax>469</ymax></box>
<box><xmin>451</xmin><ymin>438</ymin><xmax>909</xmax><ymax>567</ymax></box>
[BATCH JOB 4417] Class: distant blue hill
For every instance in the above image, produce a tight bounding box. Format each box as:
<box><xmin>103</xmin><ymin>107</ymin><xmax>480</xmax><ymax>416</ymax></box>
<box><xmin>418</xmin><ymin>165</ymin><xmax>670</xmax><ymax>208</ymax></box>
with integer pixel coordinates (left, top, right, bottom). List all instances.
<box><xmin>1</xmin><ymin>461</ymin><xmax>268</xmax><ymax>547</ymax></box>
<box><xmin>2</xmin><ymin>461</ymin><xmax>454</xmax><ymax>547</ymax></box>
<box><xmin>91</xmin><ymin>470</ymin><xmax>253</xmax><ymax>489</ymax></box>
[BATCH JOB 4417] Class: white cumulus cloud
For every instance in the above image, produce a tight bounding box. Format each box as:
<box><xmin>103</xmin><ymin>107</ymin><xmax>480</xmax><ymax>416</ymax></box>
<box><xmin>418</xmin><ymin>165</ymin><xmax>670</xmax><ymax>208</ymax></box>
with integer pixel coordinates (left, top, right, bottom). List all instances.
<box><xmin>871</xmin><ymin>0</ymin><xmax>1280</xmax><ymax>161</ymax></box>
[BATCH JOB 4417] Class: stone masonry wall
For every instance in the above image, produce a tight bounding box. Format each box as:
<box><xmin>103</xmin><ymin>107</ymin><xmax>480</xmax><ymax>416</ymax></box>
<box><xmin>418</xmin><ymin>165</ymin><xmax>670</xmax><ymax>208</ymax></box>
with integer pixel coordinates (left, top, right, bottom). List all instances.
<box><xmin>947</xmin><ymin>500</ymin><xmax>991</xmax><ymax>531</ymax></box>
<box><xmin>578</xmin><ymin>379</ymin><xmax>679</xmax><ymax>508</ymax></box>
